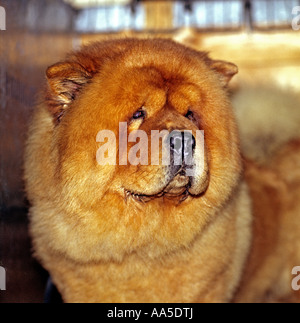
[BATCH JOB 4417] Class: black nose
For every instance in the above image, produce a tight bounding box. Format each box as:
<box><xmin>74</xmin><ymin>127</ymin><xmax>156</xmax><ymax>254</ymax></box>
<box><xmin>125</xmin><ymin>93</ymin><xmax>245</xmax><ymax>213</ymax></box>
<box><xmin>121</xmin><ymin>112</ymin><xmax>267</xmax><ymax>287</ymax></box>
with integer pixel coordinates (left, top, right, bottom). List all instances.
<box><xmin>169</xmin><ymin>131</ymin><xmax>196</xmax><ymax>166</ymax></box>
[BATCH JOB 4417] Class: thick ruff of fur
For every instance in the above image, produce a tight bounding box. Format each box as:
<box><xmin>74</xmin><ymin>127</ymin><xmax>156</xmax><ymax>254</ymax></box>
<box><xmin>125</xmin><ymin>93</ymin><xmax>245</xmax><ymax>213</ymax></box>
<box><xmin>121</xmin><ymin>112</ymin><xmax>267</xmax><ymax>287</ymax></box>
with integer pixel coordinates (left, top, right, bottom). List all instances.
<box><xmin>24</xmin><ymin>38</ymin><xmax>300</xmax><ymax>303</ymax></box>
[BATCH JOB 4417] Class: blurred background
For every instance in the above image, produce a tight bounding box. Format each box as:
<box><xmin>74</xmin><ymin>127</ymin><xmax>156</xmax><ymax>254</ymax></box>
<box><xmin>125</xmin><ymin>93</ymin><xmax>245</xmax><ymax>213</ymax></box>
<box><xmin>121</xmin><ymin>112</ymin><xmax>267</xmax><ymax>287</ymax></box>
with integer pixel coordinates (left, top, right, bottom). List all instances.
<box><xmin>0</xmin><ymin>0</ymin><xmax>300</xmax><ymax>303</ymax></box>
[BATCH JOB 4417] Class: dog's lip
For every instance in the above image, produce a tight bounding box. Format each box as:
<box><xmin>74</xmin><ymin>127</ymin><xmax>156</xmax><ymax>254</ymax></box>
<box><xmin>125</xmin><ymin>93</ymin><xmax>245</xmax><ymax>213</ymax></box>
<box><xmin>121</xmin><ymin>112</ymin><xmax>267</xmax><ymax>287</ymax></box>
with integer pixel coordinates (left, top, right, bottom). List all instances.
<box><xmin>123</xmin><ymin>173</ymin><xmax>191</xmax><ymax>203</ymax></box>
<box><xmin>124</xmin><ymin>187</ymin><xmax>189</xmax><ymax>203</ymax></box>
<box><xmin>163</xmin><ymin>173</ymin><xmax>190</xmax><ymax>193</ymax></box>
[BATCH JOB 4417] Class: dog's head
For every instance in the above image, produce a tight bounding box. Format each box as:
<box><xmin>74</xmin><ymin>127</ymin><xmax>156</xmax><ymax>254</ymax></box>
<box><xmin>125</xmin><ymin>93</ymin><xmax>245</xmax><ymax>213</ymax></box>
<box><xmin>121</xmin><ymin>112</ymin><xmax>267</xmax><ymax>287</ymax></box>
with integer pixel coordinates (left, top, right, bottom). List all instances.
<box><xmin>43</xmin><ymin>39</ymin><xmax>241</xmax><ymax>261</ymax></box>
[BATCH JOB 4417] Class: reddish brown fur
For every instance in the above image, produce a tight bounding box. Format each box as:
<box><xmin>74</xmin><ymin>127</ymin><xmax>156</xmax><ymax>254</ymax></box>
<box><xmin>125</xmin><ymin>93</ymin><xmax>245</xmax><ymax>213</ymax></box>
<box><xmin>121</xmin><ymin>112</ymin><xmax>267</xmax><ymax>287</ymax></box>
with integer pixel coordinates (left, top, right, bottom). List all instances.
<box><xmin>24</xmin><ymin>38</ymin><xmax>300</xmax><ymax>303</ymax></box>
<box><xmin>234</xmin><ymin>140</ymin><xmax>300</xmax><ymax>302</ymax></box>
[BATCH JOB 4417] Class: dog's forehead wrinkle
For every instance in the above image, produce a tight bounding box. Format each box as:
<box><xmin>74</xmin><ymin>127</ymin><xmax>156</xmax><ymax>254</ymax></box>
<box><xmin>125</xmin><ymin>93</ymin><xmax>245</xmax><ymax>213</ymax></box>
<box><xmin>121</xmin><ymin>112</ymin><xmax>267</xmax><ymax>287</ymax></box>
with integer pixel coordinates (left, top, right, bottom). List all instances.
<box><xmin>131</xmin><ymin>64</ymin><xmax>189</xmax><ymax>88</ymax></box>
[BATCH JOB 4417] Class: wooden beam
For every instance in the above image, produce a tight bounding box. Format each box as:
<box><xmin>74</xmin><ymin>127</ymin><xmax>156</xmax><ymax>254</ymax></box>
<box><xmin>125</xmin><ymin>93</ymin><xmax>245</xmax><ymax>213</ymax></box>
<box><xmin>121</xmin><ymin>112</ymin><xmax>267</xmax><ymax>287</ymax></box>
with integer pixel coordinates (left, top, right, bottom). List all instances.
<box><xmin>144</xmin><ymin>1</ymin><xmax>174</xmax><ymax>30</ymax></box>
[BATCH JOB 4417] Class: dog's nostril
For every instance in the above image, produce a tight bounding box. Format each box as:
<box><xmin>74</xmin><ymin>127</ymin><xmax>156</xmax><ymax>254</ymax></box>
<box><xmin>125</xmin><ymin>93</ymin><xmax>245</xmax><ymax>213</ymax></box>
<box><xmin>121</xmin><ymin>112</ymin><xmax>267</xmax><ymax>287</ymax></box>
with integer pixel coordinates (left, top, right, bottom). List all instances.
<box><xmin>183</xmin><ymin>133</ymin><xmax>196</xmax><ymax>164</ymax></box>
<box><xmin>186</xmin><ymin>134</ymin><xmax>196</xmax><ymax>151</ymax></box>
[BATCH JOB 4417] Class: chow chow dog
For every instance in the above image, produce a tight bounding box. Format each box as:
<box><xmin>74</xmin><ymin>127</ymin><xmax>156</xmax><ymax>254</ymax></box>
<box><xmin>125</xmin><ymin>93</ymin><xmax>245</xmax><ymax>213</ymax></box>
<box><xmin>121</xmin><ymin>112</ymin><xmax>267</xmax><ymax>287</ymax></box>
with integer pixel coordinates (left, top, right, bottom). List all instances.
<box><xmin>24</xmin><ymin>38</ymin><xmax>300</xmax><ymax>303</ymax></box>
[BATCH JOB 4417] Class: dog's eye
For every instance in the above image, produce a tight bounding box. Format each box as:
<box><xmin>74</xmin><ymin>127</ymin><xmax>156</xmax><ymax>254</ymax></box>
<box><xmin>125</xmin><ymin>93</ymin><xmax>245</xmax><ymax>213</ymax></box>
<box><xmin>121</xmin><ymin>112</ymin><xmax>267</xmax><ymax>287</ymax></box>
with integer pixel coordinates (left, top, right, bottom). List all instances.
<box><xmin>185</xmin><ymin>110</ymin><xmax>195</xmax><ymax>121</ymax></box>
<box><xmin>132</xmin><ymin>109</ymin><xmax>146</xmax><ymax>120</ymax></box>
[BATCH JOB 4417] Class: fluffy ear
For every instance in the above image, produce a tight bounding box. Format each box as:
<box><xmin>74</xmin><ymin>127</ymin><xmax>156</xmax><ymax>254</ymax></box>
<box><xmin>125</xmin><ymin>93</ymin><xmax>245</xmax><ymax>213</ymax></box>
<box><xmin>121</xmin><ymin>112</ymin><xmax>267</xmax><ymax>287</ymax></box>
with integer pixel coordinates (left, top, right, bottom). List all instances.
<box><xmin>207</xmin><ymin>59</ymin><xmax>238</xmax><ymax>87</ymax></box>
<box><xmin>45</xmin><ymin>62</ymin><xmax>94</xmax><ymax>124</ymax></box>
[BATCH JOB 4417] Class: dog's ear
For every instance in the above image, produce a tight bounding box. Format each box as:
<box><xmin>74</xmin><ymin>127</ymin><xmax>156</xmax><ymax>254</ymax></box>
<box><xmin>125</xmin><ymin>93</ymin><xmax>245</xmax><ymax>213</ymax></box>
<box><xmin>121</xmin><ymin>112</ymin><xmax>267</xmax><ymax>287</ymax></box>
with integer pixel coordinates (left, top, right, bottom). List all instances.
<box><xmin>45</xmin><ymin>61</ymin><xmax>95</xmax><ymax>124</ymax></box>
<box><xmin>206</xmin><ymin>59</ymin><xmax>238</xmax><ymax>87</ymax></box>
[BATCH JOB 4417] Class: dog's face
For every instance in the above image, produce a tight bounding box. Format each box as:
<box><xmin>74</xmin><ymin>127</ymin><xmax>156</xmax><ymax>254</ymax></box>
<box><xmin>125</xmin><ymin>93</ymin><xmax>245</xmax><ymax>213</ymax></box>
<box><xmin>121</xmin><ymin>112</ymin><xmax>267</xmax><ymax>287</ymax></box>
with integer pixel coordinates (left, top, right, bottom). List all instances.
<box><xmin>110</xmin><ymin>66</ymin><xmax>209</xmax><ymax>201</ymax></box>
<box><xmin>43</xmin><ymin>39</ymin><xmax>241</xmax><ymax>261</ymax></box>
